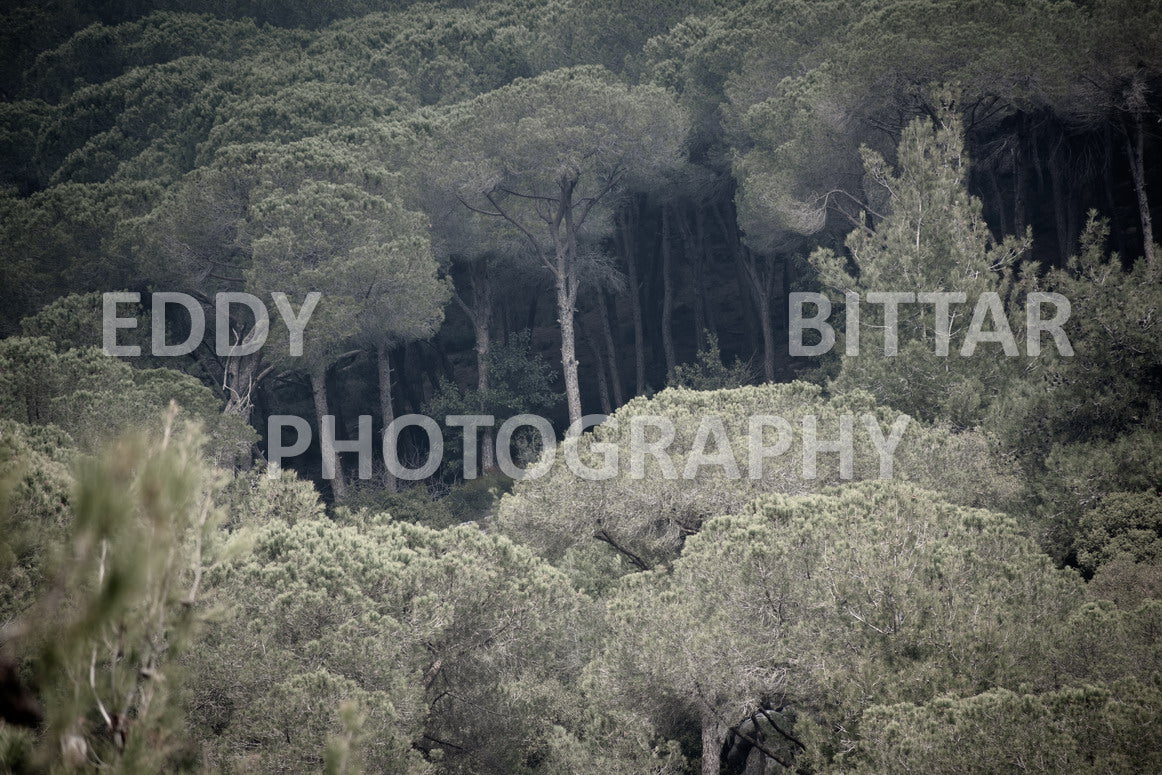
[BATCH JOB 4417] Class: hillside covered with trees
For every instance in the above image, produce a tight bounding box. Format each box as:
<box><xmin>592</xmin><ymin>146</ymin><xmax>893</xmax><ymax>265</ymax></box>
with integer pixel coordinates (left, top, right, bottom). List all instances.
<box><xmin>1</xmin><ymin>0</ymin><xmax>1160</xmax><ymax>773</ymax></box>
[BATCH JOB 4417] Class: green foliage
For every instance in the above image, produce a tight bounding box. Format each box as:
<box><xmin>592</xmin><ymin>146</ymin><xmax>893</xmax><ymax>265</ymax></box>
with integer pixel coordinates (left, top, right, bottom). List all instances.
<box><xmin>431</xmin><ymin>65</ymin><xmax>686</xmax><ymax>213</ymax></box>
<box><xmin>345</xmin><ymin>472</ymin><xmax>514</xmax><ymax>530</ymax></box>
<box><xmin>19</xmin><ymin>291</ymin><xmax>114</xmax><ymax>350</ymax></box>
<box><xmin>1052</xmin><ymin>599</ymin><xmax>1162</xmax><ymax>684</ymax></box>
<box><xmin>1088</xmin><ymin>557</ymin><xmax>1162</xmax><ymax>610</ymax></box>
<box><xmin>499</xmin><ymin>381</ymin><xmax>1022</xmax><ymax>577</ymax></box>
<box><xmin>0</xmin><ymin>420</ymin><xmax>75</xmax><ymax>625</ymax></box>
<box><xmin>187</xmin><ymin>510</ymin><xmax>587</xmax><ymax>774</ymax></box>
<box><xmin>667</xmin><ymin>333</ymin><xmax>754</xmax><ymax>390</ymax></box>
<box><xmin>534</xmin><ymin>0</ymin><xmax>714</xmax><ymax>72</ymax></box>
<box><xmin>2</xmin><ymin>409</ymin><xmax>225</xmax><ymax>772</ymax></box>
<box><xmin>0</xmin><ymin>182</ymin><xmax>157</xmax><ymax>334</ymax></box>
<box><xmin>315</xmin><ymin>7</ymin><xmax>538</xmax><ymax>106</ymax></box>
<box><xmin>425</xmin><ymin>330</ymin><xmax>560</xmax><ymax>421</ymax></box>
<box><xmin>244</xmin><ymin>173</ymin><xmax>448</xmax><ymax>373</ymax></box>
<box><xmin>441</xmin><ymin>471</ymin><xmax>513</xmax><ymax>523</ymax></box>
<box><xmin>810</xmin><ymin>109</ymin><xmax>1028</xmax><ymax>429</ymax></box>
<box><xmin>217</xmin><ymin>465</ymin><xmax>327</xmax><ymax>530</ymax></box>
<box><xmin>342</xmin><ymin>483</ymin><xmax>457</xmax><ymax>529</ymax></box>
<box><xmin>423</xmin><ymin>330</ymin><xmax>561</xmax><ymax>476</ymax></box>
<box><xmin>599</xmin><ymin>481</ymin><xmax>1085</xmax><ymax>773</ymax></box>
<box><xmin>0</xmin><ymin>336</ymin><xmax>255</xmax><ymax>460</ymax></box>
<box><xmin>2</xmin><ymin>3</ymin><xmax>1160</xmax><ymax>771</ymax></box>
<box><xmin>851</xmin><ymin>679</ymin><xmax>1162</xmax><ymax>775</ymax></box>
<box><xmin>1006</xmin><ymin>215</ymin><xmax>1162</xmax><ymax>453</ymax></box>
<box><xmin>1075</xmin><ymin>492</ymin><xmax>1162</xmax><ymax>573</ymax></box>
<box><xmin>998</xmin><ymin>216</ymin><xmax>1162</xmax><ymax>556</ymax></box>
<box><xmin>733</xmin><ymin>62</ymin><xmax>864</xmax><ymax>245</ymax></box>
<box><xmin>25</xmin><ymin>13</ymin><xmax>302</xmax><ymax>100</ymax></box>
<box><xmin>834</xmin><ymin>0</ymin><xmax>1079</xmax><ymax>118</ymax></box>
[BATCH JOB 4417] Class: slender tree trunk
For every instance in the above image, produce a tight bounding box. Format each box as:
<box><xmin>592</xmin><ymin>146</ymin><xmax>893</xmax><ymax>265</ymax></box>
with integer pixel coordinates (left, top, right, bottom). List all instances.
<box><xmin>1125</xmin><ymin>112</ymin><xmax>1157</xmax><ymax>271</ymax></box>
<box><xmin>596</xmin><ymin>357</ymin><xmax>612</xmax><ymax>414</ymax></box>
<box><xmin>757</xmin><ymin>288</ymin><xmax>775</xmax><ymax>383</ymax></box>
<box><xmin>470</xmin><ymin>261</ymin><xmax>496</xmax><ymax>472</ymax></box>
<box><xmin>555</xmin><ymin>179</ymin><xmax>583</xmax><ymax>427</ymax></box>
<box><xmin>1048</xmin><ymin>133</ymin><xmax>1073</xmax><ymax>263</ymax></box>
<box><xmin>556</xmin><ymin>274</ymin><xmax>582</xmax><ymax>424</ymax></box>
<box><xmin>583</xmin><ymin>320</ymin><xmax>612</xmax><ymax>415</ymax></box>
<box><xmin>701</xmin><ymin>708</ymin><xmax>726</xmax><ymax>775</ymax></box>
<box><xmin>376</xmin><ymin>343</ymin><xmax>397</xmax><ymax>493</ymax></box>
<box><xmin>692</xmin><ymin>258</ymin><xmax>707</xmax><ymax>351</ymax></box>
<box><xmin>417</xmin><ymin>343</ymin><xmax>442</xmax><ymax>401</ymax></box>
<box><xmin>619</xmin><ymin>206</ymin><xmax>647</xmax><ymax>396</ymax></box>
<box><xmin>678</xmin><ymin>207</ymin><xmax>708</xmax><ymax>350</ymax></box>
<box><xmin>987</xmin><ymin>168</ymin><xmax>1009</xmax><ymax>238</ymax></box>
<box><xmin>218</xmin><ymin>346</ymin><xmax>266</xmax><ymax>469</ymax></box>
<box><xmin>597</xmin><ymin>291</ymin><xmax>623</xmax><ymax>407</ymax></box>
<box><xmin>660</xmin><ymin>206</ymin><xmax>676</xmax><ymax>377</ymax></box>
<box><xmin>740</xmin><ymin>247</ymin><xmax>777</xmax><ymax>383</ymax></box>
<box><xmin>433</xmin><ymin>340</ymin><xmax>456</xmax><ymax>384</ymax></box>
<box><xmin>395</xmin><ymin>345</ymin><xmax>420</xmax><ymax>414</ymax></box>
<box><xmin>1102</xmin><ymin>126</ymin><xmax>1131</xmax><ymax>259</ymax></box>
<box><xmin>1029</xmin><ymin>123</ymin><xmax>1053</xmax><ymax>260</ymax></box>
<box><xmin>777</xmin><ymin>253</ymin><xmax>790</xmax><ymax>379</ymax></box>
<box><xmin>716</xmin><ymin>202</ymin><xmax>759</xmax><ymax>360</ymax></box>
<box><xmin>735</xmin><ymin>265</ymin><xmax>759</xmax><ymax>358</ymax></box>
<box><xmin>310</xmin><ymin>370</ymin><xmax>346</xmax><ymax>502</ymax></box>
<box><xmin>744</xmin><ymin>749</ymin><xmax>767</xmax><ymax>775</ymax></box>
<box><xmin>696</xmin><ymin>208</ymin><xmax>714</xmax><ymax>345</ymax></box>
<box><xmin>526</xmin><ymin>288</ymin><xmax>540</xmax><ymax>331</ymax></box>
<box><xmin>1030</xmin><ymin>120</ymin><xmax>1047</xmax><ymax>192</ymax></box>
<box><xmin>1013</xmin><ymin>131</ymin><xmax>1026</xmax><ymax>234</ymax></box>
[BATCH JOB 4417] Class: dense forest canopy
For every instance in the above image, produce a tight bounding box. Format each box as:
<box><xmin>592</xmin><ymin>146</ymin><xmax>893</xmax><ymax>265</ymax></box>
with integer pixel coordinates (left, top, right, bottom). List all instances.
<box><xmin>0</xmin><ymin>0</ymin><xmax>1160</xmax><ymax>773</ymax></box>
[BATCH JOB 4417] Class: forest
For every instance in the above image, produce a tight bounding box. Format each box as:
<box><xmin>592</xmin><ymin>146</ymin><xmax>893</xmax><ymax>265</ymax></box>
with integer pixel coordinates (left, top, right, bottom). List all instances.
<box><xmin>0</xmin><ymin>0</ymin><xmax>1160</xmax><ymax>773</ymax></box>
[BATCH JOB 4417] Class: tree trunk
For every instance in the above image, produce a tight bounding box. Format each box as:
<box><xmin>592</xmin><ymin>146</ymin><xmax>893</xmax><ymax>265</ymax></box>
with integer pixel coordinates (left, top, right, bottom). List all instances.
<box><xmin>619</xmin><ymin>204</ymin><xmax>647</xmax><ymax>396</ymax></box>
<box><xmin>777</xmin><ymin>252</ymin><xmax>790</xmax><ymax>379</ymax></box>
<box><xmin>716</xmin><ymin>202</ymin><xmax>760</xmax><ymax>360</ymax></box>
<box><xmin>986</xmin><ymin>167</ymin><xmax>1009</xmax><ymax>238</ymax></box>
<box><xmin>757</xmin><ymin>287</ymin><xmax>775</xmax><ymax>383</ymax></box>
<box><xmin>433</xmin><ymin>340</ymin><xmax>456</xmax><ymax>384</ymax></box>
<box><xmin>701</xmin><ymin>708</ymin><xmax>726</xmax><ymax>775</ymax></box>
<box><xmin>556</xmin><ymin>274</ymin><xmax>582</xmax><ymax>425</ymax></box>
<box><xmin>1125</xmin><ymin>112</ymin><xmax>1157</xmax><ymax>272</ymax></box>
<box><xmin>470</xmin><ymin>261</ymin><xmax>496</xmax><ymax>472</ymax></box>
<box><xmin>735</xmin><ymin>264</ymin><xmax>759</xmax><ymax>359</ymax></box>
<box><xmin>1013</xmin><ymin>130</ymin><xmax>1026</xmax><ymax>234</ymax></box>
<box><xmin>693</xmin><ymin>213</ymin><xmax>709</xmax><ymax>350</ymax></box>
<box><xmin>744</xmin><ymin>747</ymin><xmax>768</xmax><ymax>775</ymax></box>
<box><xmin>556</xmin><ymin>178</ymin><xmax>583</xmax><ymax>427</ymax></box>
<box><xmin>376</xmin><ymin>343</ymin><xmax>397</xmax><ymax>493</ymax></box>
<box><xmin>222</xmin><ymin>351</ymin><xmax>261</xmax><ymax>418</ymax></box>
<box><xmin>526</xmin><ymin>287</ymin><xmax>540</xmax><ymax>331</ymax></box>
<box><xmin>220</xmin><ymin>311</ymin><xmax>268</xmax><ymax>422</ymax></box>
<box><xmin>676</xmin><ymin>206</ymin><xmax>709</xmax><ymax>350</ymax></box>
<box><xmin>310</xmin><ymin>369</ymin><xmax>346</xmax><ymax>502</ymax></box>
<box><xmin>583</xmin><ymin>320</ymin><xmax>612</xmax><ymax>414</ymax></box>
<box><xmin>1103</xmin><ymin>124</ymin><xmax>1130</xmax><ymax>258</ymax></box>
<box><xmin>417</xmin><ymin>343</ymin><xmax>442</xmax><ymax>401</ymax></box>
<box><xmin>395</xmin><ymin>345</ymin><xmax>421</xmax><ymax>414</ymax></box>
<box><xmin>739</xmin><ymin>247</ymin><xmax>777</xmax><ymax>383</ymax></box>
<box><xmin>597</xmin><ymin>291</ymin><xmax>624</xmax><ymax>407</ymax></box>
<box><xmin>1048</xmin><ymin>133</ymin><xmax>1073</xmax><ymax>264</ymax></box>
<box><xmin>1029</xmin><ymin>124</ymin><xmax>1056</xmax><ymax>260</ymax></box>
<box><xmin>660</xmin><ymin>206</ymin><xmax>676</xmax><ymax>377</ymax></box>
